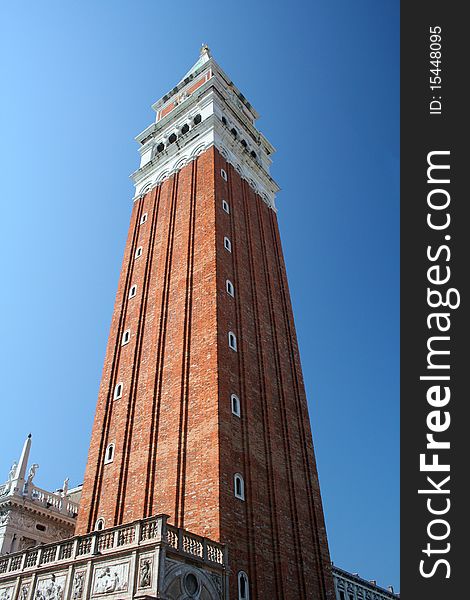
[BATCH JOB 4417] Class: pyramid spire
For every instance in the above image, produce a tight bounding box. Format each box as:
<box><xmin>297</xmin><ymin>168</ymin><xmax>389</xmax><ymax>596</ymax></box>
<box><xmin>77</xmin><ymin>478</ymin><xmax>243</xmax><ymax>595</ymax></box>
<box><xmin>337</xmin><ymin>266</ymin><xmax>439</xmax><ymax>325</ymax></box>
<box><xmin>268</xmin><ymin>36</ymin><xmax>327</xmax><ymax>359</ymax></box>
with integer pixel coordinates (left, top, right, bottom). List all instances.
<box><xmin>179</xmin><ymin>44</ymin><xmax>212</xmax><ymax>83</ymax></box>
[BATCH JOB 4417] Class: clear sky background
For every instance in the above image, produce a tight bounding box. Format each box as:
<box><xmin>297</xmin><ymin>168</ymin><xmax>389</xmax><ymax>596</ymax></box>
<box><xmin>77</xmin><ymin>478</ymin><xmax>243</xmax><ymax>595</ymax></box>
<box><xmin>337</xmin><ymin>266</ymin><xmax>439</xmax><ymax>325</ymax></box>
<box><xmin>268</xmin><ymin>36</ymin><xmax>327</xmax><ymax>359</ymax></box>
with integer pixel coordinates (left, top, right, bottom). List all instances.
<box><xmin>0</xmin><ymin>0</ymin><xmax>399</xmax><ymax>590</ymax></box>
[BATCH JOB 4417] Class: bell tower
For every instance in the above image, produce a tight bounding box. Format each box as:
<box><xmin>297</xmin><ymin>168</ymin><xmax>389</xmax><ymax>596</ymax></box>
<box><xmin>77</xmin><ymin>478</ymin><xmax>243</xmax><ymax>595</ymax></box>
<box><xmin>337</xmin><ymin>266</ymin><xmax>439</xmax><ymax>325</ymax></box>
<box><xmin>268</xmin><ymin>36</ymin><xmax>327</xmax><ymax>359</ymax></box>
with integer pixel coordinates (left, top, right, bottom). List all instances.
<box><xmin>76</xmin><ymin>46</ymin><xmax>334</xmax><ymax>600</ymax></box>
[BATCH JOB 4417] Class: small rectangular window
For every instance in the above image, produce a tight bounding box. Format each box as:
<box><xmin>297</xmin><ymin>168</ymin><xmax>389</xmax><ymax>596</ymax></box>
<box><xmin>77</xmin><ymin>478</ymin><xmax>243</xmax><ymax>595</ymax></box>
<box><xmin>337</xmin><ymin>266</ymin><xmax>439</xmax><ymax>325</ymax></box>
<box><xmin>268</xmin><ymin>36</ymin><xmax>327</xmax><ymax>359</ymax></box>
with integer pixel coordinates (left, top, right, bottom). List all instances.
<box><xmin>231</xmin><ymin>394</ymin><xmax>241</xmax><ymax>417</ymax></box>
<box><xmin>221</xmin><ymin>169</ymin><xmax>227</xmax><ymax>181</ymax></box>
<box><xmin>135</xmin><ymin>247</ymin><xmax>143</xmax><ymax>259</ymax></box>
<box><xmin>222</xmin><ymin>199</ymin><xmax>230</xmax><ymax>213</ymax></box>
<box><xmin>104</xmin><ymin>443</ymin><xmax>115</xmax><ymax>464</ymax></box>
<box><xmin>234</xmin><ymin>473</ymin><xmax>245</xmax><ymax>500</ymax></box>
<box><xmin>224</xmin><ymin>237</ymin><xmax>232</xmax><ymax>252</ymax></box>
<box><xmin>228</xmin><ymin>332</ymin><xmax>237</xmax><ymax>351</ymax></box>
<box><xmin>140</xmin><ymin>213</ymin><xmax>148</xmax><ymax>225</ymax></box>
<box><xmin>129</xmin><ymin>285</ymin><xmax>137</xmax><ymax>299</ymax></box>
<box><xmin>122</xmin><ymin>330</ymin><xmax>130</xmax><ymax>346</ymax></box>
<box><xmin>114</xmin><ymin>383</ymin><xmax>123</xmax><ymax>400</ymax></box>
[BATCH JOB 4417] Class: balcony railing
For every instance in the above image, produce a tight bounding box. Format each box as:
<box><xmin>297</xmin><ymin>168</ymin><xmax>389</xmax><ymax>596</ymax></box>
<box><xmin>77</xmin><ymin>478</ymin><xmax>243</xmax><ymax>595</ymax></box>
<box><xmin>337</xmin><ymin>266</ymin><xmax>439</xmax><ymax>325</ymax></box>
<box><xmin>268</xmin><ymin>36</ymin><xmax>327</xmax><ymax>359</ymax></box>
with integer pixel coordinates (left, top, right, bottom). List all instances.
<box><xmin>0</xmin><ymin>514</ymin><xmax>226</xmax><ymax>578</ymax></box>
<box><xmin>0</xmin><ymin>480</ymin><xmax>79</xmax><ymax>518</ymax></box>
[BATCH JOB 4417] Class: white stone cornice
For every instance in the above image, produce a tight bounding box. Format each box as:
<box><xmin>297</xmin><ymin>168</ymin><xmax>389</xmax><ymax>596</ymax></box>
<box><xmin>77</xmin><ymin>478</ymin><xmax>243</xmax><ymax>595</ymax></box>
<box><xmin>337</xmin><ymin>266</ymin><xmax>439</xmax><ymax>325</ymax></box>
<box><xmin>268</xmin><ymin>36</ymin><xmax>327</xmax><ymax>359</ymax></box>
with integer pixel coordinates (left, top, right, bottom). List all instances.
<box><xmin>0</xmin><ymin>498</ymin><xmax>77</xmax><ymax>527</ymax></box>
<box><xmin>131</xmin><ymin>112</ymin><xmax>278</xmax><ymax>210</ymax></box>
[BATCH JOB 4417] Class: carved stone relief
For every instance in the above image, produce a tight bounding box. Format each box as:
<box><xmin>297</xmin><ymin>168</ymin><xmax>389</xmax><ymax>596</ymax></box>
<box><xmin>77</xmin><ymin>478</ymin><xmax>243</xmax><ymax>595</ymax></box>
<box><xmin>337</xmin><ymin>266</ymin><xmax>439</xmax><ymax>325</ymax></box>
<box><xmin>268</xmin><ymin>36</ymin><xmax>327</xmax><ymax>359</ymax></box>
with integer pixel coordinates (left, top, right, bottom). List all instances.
<box><xmin>210</xmin><ymin>573</ymin><xmax>222</xmax><ymax>597</ymax></box>
<box><xmin>18</xmin><ymin>537</ymin><xmax>36</xmax><ymax>551</ymax></box>
<box><xmin>19</xmin><ymin>583</ymin><xmax>30</xmax><ymax>600</ymax></box>
<box><xmin>2</xmin><ymin>511</ymin><xmax>71</xmax><ymax>540</ymax></box>
<box><xmin>72</xmin><ymin>571</ymin><xmax>85</xmax><ymax>600</ymax></box>
<box><xmin>35</xmin><ymin>574</ymin><xmax>66</xmax><ymax>600</ymax></box>
<box><xmin>138</xmin><ymin>557</ymin><xmax>152</xmax><ymax>588</ymax></box>
<box><xmin>0</xmin><ymin>586</ymin><xmax>13</xmax><ymax>600</ymax></box>
<box><xmin>92</xmin><ymin>562</ymin><xmax>129</xmax><ymax>595</ymax></box>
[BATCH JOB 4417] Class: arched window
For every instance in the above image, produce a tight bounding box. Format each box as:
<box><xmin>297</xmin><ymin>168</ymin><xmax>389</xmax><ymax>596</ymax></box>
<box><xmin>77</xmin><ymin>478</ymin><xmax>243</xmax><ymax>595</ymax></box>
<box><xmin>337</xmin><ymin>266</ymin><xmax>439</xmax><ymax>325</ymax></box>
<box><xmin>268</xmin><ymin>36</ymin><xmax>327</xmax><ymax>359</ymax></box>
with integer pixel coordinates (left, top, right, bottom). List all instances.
<box><xmin>226</xmin><ymin>280</ymin><xmax>234</xmax><ymax>297</ymax></box>
<box><xmin>129</xmin><ymin>285</ymin><xmax>137</xmax><ymax>299</ymax></box>
<box><xmin>231</xmin><ymin>128</ymin><xmax>238</xmax><ymax>138</ymax></box>
<box><xmin>95</xmin><ymin>518</ymin><xmax>105</xmax><ymax>531</ymax></box>
<box><xmin>114</xmin><ymin>382</ymin><xmax>123</xmax><ymax>400</ymax></box>
<box><xmin>140</xmin><ymin>213</ymin><xmax>148</xmax><ymax>225</ymax></box>
<box><xmin>238</xmin><ymin>571</ymin><xmax>249</xmax><ymax>600</ymax></box>
<box><xmin>221</xmin><ymin>168</ymin><xmax>228</xmax><ymax>181</ymax></box>
<box><xmin>228</xmin><ymin>332</ymin><xmax>237</xmax><ymax>351</ymax></box>
<box><xmin>221</xmin><ymin>116</ymin><xmax>227</xmax><ymax>126</ymax></box>
<box><xmin>181</xmin><ymin>123</ymin><xmax>189</xmax><ymax>135</ymax></box>
<box><xmin>193</xmin><ymin>114</ymin><xmax>202</xmax><ymax>125</ymax></box>
<box><xmin>122</xmin><ymin>329</ymin><xmax>130</xmax><ymax>346</ymax></box>
<box><xmin>234</xmin><ymin>474</ymin><xmax>245</xmax><ymax>501</ymax></box>
<box><xmin>250</xmin><ymin>150</ymin><xmax>257</xmax><ymax>159</ymax></box>
<box><xmin>231</xmin><ymin>394</ymin><xmax>240</xmax><ymax>417</ymax></box>
<box><xmin>135</xmin><ymin>246</ymin><xmax>143</xmax><ymax>259</ymax></box>
<box><xmin>104</xmin><ymin>443</ymin><xmax>115</xmax><ymax>464</ymax></box>
<box><xmin>241</xmin><ymin>139</ymin><xmax>247</xmax><ymax>148</ymax></box>
<box><xmin>222</xmin><ymin>199</ymin><xmax>230</xmax><ymax>214</ymax></box>
<box><xmin>168</xmin><ymin>133</ymin><xmax>177</xmax><ymax>144</ymax></box>
<box><xmin>224</xmin><ymin>237</ymin><xmax>232</xmax><ymax>252</ymax></box>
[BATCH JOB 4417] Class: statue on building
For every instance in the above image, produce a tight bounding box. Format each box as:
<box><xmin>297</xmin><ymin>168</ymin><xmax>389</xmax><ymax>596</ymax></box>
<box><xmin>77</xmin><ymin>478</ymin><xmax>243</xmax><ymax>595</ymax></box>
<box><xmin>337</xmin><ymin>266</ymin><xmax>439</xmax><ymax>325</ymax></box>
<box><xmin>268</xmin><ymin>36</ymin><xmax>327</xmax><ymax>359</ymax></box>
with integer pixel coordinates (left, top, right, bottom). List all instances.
<box><xmin>8</xmin><ymin>463</ymin><xmax>17</xmax><ymax>482</ymax></box>
<box><xmin>26</xmin><ymin>464</ymin><xmax>39</xmax><ymax>488</ymax></box>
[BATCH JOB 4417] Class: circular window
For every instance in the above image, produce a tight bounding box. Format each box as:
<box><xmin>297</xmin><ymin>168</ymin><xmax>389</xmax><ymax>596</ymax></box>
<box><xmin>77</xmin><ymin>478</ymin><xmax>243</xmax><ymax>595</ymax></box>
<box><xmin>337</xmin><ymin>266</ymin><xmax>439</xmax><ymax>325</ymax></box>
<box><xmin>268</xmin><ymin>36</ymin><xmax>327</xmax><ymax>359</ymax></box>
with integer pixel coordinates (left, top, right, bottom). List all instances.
<box><xmin>184</xmin><ymin>573</ymin><xmax>198</xmax><ymax>595</ymax></box>
<box><xmin>181</xmin><ymin>123</ymin><xmax>190</xmax><ymax>135</ymax></box>
<box><xmin>168</xmin><ymin>133</ymin><xmax>177</xmax><ymax>144</ymax></box>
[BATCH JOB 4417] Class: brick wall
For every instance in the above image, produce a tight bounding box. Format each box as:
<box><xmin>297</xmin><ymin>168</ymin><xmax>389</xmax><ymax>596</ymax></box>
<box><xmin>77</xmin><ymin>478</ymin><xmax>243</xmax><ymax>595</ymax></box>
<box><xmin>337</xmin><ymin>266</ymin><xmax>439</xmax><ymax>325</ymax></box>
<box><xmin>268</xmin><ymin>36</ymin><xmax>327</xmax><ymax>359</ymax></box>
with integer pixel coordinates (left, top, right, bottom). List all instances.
<box><xmin>76</xmin><ymin>146</ymin><xmax>334</xmax><ymax>599</ymax></box>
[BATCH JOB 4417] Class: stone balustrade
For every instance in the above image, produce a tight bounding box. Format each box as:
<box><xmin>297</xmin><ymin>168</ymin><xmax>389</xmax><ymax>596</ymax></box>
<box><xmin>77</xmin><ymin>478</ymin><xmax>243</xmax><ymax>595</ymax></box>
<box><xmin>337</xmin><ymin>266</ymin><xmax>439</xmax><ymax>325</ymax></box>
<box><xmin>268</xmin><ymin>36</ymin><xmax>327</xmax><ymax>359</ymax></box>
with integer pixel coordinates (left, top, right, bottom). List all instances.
<box><xmin>0</xmin><ymin>515</ymin><xmax>226</xmax><ymax>578</ymax></box>
<box><xmin>0</xmin><ymin>479</ymin><xmax>79</xmax><ymax>519</ymax></box>
<box><xmin>0</xmin><ymin>515</ymin><xmax>228</xmax><ymax>600</ymax></box>
<box><xmin>28</xmin><ymin>485</ymin><xmax>79</xmax><ymax>518</ymax></box>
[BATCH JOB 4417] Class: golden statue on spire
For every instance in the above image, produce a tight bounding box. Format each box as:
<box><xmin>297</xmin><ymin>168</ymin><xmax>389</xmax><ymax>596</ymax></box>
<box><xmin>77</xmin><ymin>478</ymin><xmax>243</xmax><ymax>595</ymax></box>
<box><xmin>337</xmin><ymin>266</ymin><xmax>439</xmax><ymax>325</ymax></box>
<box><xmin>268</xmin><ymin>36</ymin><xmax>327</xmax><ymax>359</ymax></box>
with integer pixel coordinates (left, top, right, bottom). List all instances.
<box><xmin>200</xmin><ymin>43</ymin><xmax>210</xmax><ymax>56</ymax></box>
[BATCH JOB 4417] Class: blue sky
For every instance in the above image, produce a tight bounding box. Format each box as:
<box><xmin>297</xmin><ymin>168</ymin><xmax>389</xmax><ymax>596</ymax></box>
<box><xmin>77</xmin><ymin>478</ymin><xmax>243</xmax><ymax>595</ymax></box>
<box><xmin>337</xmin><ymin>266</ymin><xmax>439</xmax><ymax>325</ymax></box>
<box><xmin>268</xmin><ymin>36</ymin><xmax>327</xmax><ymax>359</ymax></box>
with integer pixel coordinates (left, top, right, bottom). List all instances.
<box><xmin>0</xmin><ymin>0</ymin><xmax>399</xmax><ymax>590</ymax></box>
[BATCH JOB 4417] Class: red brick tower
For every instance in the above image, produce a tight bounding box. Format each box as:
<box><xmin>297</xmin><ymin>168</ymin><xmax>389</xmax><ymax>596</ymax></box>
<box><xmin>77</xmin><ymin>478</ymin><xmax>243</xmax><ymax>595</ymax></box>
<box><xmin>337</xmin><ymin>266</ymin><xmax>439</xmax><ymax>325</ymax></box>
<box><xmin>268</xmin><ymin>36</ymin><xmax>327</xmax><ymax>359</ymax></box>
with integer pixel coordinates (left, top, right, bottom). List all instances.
<box><xmin>77</xmin><ymin>46</ymin><xmax>334</xmax><ymax>600</ymax></box>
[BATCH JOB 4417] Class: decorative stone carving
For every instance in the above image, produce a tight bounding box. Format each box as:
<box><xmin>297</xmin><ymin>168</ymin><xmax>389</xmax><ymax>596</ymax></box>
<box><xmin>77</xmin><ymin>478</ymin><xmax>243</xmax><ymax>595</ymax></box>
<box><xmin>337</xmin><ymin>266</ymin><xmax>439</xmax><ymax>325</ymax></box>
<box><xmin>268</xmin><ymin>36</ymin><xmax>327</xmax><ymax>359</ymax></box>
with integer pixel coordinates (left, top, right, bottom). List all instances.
<box><xmin>210</xmin><ymin>573</ymin><xmax>222</xmax><ymax>598</ymax></box>
<box><xmin>92</xmin><ymin>562</ymin><xmax>129</xmax><ymax>595</ymax></box>
<box><xmin>72</xmin><ymin>571</ymin><xmax>85</xmax><ymax>599</ymax></box>
<box><xmin>35</xmin><ymin>574</ymin><xmax>66</xmax><ymax>600</ymax></box>
<box><xmin>0</xmin><ymin>511</ymin><xmax>10</xmax><ymax>526</ymax></box>
<box><xmin>163</xmin><ymin>561</ymin><xmax>222</xmax><ymax>600</ymax></box>
<box><xmin>18</xmin><ymin>537</ymin><xmax>36</xmax><ymax>551</ymax></box>
<box><xmin>15</xmin><ymin>514</ymin><xmax>36</xmax><ymax>530</ymax></box>
<box><xmin>138</xmin><ymin>558</ymin><xmax>152</xmax><ymax>588</ymax></box>
<box><xmin>19</xmin><ymin>583</ymin><xmax>30</xmax><ymax>600</ymax></box>
<box><xmin>0</xmin><ymin>586</ymin><xmax>13</xmax><ymax>600</ymax></box>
